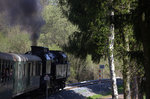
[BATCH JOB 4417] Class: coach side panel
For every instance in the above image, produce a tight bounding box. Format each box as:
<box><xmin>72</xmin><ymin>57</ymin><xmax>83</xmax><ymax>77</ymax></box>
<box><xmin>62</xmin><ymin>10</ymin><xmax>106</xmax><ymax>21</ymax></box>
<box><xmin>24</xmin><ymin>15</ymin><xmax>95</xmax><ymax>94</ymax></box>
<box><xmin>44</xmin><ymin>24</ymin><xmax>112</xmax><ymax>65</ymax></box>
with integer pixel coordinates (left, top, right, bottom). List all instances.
<box><xmin>13</xmin><ymin>61</ymin><xmax>41</xmax><ymax>97</ymax></box>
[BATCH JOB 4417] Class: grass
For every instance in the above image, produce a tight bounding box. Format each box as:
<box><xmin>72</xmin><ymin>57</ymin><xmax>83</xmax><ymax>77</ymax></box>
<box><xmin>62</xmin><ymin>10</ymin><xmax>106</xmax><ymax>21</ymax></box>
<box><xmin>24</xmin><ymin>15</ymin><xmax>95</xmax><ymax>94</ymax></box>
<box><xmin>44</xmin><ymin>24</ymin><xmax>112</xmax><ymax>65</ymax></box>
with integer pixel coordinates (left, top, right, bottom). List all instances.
<box><xmin>144</xmin><ymin>95</ymin><xmax>146</xmax><ymax>99</ymax></box>
<box><xmin>87</xmin><ymin>84</ymin><xmax>123</xmax><ymax>99</ymax></box>
<box><xmin>87</xmin><ymin>94</ymin><xmax>103</xmax><ymax>99</ymax></box>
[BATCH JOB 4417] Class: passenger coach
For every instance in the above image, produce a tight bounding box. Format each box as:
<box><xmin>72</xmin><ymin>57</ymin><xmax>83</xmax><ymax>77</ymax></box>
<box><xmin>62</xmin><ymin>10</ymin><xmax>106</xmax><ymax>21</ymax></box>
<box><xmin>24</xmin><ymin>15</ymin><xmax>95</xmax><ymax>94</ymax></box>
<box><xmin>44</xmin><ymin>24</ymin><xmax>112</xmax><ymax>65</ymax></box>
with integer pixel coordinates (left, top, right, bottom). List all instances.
<box><xmin>0</xmin><ymin>52</ymin><xmax>42</xmax><ymax>99</ymax></box>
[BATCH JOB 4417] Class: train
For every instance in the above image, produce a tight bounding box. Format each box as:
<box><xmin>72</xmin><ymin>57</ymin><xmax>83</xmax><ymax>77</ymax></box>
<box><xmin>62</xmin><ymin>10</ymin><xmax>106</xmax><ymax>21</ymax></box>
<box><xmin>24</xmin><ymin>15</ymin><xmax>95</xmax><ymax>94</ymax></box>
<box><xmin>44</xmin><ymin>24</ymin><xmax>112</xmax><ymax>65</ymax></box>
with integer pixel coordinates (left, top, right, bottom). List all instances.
<box><xmin>0</xmin><ymin>46</ymin><xmax>70</xmax><ymax>99</ymax></box>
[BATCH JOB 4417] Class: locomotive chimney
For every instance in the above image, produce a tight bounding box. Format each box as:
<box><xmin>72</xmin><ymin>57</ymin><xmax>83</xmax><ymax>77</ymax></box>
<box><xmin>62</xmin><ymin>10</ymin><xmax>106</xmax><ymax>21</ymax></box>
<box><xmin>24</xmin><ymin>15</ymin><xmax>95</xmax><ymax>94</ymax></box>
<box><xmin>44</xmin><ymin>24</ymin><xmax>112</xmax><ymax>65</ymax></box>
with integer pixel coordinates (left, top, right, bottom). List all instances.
<box><xmin>31</xmin><ymin>46</ymin><xmax>49</xmax><ymax>55</ymax></box>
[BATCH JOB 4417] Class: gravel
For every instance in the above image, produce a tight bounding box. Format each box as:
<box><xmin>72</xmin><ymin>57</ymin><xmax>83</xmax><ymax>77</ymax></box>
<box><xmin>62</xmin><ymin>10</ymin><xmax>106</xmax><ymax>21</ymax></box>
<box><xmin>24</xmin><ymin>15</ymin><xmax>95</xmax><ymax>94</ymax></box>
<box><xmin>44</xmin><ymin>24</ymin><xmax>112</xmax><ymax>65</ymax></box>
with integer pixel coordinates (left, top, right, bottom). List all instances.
<box><xmin>45</xmin><ymin>79</ymin><xmax>123</xmax><ymax>99</ymax></box>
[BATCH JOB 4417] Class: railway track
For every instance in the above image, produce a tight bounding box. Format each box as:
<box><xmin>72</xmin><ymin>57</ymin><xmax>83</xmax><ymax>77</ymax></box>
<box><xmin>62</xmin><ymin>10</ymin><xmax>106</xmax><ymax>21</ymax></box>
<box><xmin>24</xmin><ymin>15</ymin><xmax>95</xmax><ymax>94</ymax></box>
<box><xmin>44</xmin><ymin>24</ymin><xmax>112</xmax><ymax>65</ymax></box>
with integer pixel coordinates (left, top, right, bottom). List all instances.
<box><xmin>65</xmin><ymin>79</ymin><xmax>111</xmax><ymax>90</ymax></box>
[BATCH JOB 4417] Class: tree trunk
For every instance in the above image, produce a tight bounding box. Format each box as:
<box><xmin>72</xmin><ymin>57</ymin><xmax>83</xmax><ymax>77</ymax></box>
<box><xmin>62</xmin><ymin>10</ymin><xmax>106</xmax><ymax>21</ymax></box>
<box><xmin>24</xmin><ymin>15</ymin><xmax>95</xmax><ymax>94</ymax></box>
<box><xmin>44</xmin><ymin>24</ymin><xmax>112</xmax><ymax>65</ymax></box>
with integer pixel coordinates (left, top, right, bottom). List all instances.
<box><xmin>108</xmin><ymin>23</ymin><xmax>118</xmax><ymax>99</ymax></box>
<box><xmin>123</xmin><ymin>28</ymin><xmax>131</xmax><ymax>99</ymax></box>
<box><xmin>123</xmin><ymin>58</ymin><xmax>131</xmax><ymax>99</ymax></box>
<box><xmin>137</xmin><ymin>76</ymin><xmax>144</xmax><ymax>99</ymax></box>
<box><xmin>142</xmin><ymin>45</ymin><xmax>150</xmax><ymax>99</ymax></box>
<box><xmin>107</xmin><ymin>1</ymin><xmax>118</xmax><ymax>98</ymax></box>
<box><xmin>139</xmin><ymin>0</ymin><xmax>150</xmax><ymax>98</ymax></box>
<box><xmin>140</xmin><ymin>17</ymin><xmax>150</xmax><ymax>99</ymax></box>
<box><xmin>131</xmin><ymin>76</ymin><xmax>138</xmax><ymax>99</ymax></box>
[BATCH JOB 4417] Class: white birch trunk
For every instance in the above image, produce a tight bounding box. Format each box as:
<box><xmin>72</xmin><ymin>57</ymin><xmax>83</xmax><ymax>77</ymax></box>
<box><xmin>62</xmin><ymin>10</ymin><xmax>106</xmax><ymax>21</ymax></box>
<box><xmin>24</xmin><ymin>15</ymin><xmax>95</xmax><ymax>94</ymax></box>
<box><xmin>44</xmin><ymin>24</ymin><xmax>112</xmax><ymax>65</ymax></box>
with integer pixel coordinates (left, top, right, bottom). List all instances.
<box><xmin>107</xmin><ymin>1</ymin><xmax>118</xmax><ymax>98</ymax></box>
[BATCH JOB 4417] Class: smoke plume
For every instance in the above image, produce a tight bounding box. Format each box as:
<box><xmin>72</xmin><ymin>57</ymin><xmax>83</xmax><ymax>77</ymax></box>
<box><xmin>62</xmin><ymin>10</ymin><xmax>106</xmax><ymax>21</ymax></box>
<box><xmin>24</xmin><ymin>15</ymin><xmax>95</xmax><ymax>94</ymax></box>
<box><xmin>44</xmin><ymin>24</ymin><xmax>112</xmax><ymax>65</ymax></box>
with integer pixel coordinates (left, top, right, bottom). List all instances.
<box><xmin>0</xmin><ymin>0</ymin><xmax>45</xmax><ymax>46</ymax></box>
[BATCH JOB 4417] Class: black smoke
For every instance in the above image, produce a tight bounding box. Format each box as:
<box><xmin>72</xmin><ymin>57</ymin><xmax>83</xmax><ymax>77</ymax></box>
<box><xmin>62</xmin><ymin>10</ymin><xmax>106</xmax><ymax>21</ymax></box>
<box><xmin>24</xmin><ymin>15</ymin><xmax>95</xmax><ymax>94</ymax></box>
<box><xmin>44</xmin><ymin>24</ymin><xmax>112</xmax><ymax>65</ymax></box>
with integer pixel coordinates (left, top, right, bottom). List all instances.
<box><xmin>0</xmin><ymin>0</ymin><xmax>45</xmax><ymax>46</ymax></box>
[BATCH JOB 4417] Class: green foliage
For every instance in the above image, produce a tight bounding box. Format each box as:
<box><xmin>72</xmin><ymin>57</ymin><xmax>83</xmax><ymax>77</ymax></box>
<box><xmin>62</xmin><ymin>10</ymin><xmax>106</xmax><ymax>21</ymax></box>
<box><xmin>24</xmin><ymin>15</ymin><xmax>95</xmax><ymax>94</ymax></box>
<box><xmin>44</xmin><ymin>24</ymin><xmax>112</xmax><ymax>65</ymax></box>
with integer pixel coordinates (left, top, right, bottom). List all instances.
<box><xmin>59</xmin><ymin>0</ymin><xmax>109</xmax><ymax>63</ymax></box>
<box><xmin>0</xmin><ymin>32</ymin><xmax>9</xmax><ymax>52</ymax></box>
<box><xmin>59</xmin><ymin>0</ymin><xmax>139</xmax><ymax>64</ymax></box>
<box><xmin>118</xmin><ymin>85</ymin><xmax>123</xmax><ymax>94</ymax></box>
<box><xmin>67</xmin><ymin>55</ymin><xmax>99</xmax><ymax>83</ymax></box>
<box><xmin>39</xmin><ymin>3</ymin><xmax>77</xmax><ymax>49</ymax></box>
<box><xmin>0</xmin><ymin>25</ymin><xmax>31</xmax><ymax>53</ymax></box>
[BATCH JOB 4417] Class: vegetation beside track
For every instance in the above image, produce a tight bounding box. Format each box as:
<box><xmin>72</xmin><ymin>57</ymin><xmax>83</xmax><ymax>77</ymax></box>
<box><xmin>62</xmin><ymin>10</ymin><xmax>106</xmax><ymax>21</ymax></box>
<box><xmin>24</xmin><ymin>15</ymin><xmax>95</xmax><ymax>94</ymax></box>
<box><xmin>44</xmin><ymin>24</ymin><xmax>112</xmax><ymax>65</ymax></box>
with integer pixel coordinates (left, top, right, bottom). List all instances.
<box><xmin>87</xmin><ymin>84</ymin><xmax>123</xmax><ymax>99</ymax></box>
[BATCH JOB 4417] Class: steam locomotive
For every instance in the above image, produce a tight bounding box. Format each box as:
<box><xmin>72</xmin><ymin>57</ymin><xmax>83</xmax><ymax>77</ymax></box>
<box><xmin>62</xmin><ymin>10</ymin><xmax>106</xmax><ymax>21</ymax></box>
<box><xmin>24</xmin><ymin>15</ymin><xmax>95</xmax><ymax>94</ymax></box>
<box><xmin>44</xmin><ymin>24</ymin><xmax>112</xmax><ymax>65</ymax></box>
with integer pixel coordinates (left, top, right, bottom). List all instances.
<box><xmin>0</xmin><ymin>46</ymin><xmax>70</xmax><ymax>99</ymax></box>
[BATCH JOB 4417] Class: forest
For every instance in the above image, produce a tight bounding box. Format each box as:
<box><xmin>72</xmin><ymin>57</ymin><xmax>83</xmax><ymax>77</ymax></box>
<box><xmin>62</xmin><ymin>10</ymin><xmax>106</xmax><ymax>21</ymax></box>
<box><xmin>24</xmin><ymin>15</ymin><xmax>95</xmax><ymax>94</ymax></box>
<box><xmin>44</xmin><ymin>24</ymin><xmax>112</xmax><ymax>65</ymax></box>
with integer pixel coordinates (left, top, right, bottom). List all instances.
<box><xmin>0</xmin><ymin>0</ymin><xmax>150</xmax><ymax>99</ymax></box>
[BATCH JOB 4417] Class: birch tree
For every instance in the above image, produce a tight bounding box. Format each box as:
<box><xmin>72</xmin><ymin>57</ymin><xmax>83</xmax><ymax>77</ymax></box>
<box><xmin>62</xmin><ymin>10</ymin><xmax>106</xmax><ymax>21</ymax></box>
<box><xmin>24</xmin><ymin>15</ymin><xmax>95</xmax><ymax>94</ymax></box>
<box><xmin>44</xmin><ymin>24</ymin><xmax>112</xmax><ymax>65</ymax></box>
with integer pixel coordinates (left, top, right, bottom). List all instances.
<box><xmin>108</xmin><ymin>0</ymin><xmax>118</xmax><ymax>98</ymax></box>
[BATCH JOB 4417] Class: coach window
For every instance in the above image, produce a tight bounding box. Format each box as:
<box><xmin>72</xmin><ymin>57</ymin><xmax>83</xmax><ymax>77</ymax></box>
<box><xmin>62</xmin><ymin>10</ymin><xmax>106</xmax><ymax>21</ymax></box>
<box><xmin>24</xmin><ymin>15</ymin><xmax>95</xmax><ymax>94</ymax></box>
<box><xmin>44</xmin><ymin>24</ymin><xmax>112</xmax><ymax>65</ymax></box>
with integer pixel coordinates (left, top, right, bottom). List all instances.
<box><xmin>35</xmin><ymin>63</ymin><xmax>38</xmax><ymax>75</ymax></box>
<box><xmin>32</xmin><ymin>62</ymin><xmax>34</xmax><ymax>76</ymax></box>
<box><xmin>63</xmin><ymin>64</ymin><xmax>66</xmax><ymax>77</ymax></box>
<box><xmin>67</xmin><ymin>63</ymin><xmax>70</xmax><ymax>76</ymax></box>
<box><xmin>33</xmin><ymin>63</ymin><xmax>35</xmax><ymax>76</ymax></box>
<box><xmin>25</xmin><ymin>63</ymin><xmax>27</xmax><ymax>77</ymax></box>
<box><xmin>37</xmin><ymin>62</ymin><xmax>41</xmax><ymax>75</ymax></box>
<box><xmin>46</xmin><ymin>61</ymin><xmax>51</xmax><ymax>74</ymax></box>
<box><xmin>62</xmin><ymin>65</ymin><xmax>64</xmax><ymax>77</ymax></box>
<box><xmin>27</xmin><ymin>63</ymin><xmax>31</xmax><ymax>86</ymax></box>
<box><xmin>0</xmin><ymin>60</ymin><xmax>3</xmax><ymax>83</ymax></box>
<box><xmin>1</xmin><ymin>60</ymin><xmax>4</xmax><ymax>73</ymax></box>
<box><xmin>33</xmin><ymin>62</ymin><xmax>36</xmax><ymax>76</ymax></box>
<box><xmin>0</xmin><ymin>60</ymin><xmax>1</xmax><ymax>83</ymax></box>
<box><xmin>0</xmin><ymin>60</ymin><xmax>1</xmax><ymax>72</ymax></box>
<box><xmin>7</xmin><ymin>61</ymin><xmax>10</xmax><ymax>80</ymax></box>
<box><xmin>30</xmin><ymin>63</ymin><xmax>33</xmax><ymax>76</ymax></box>
<box><xmin>40</xmin><ymin>62</ymin><xmax>42</xmax><ymax>75</ymax></box>
<box><xmin>34</xmin><ymin>62</ymin><xmax>36</xmax><ymax>76</ymax></box>
<box><xmin>1</xmin><ymin>60</ymin><xmax>6</xmax><ymax>83</ymax></box>
<box><xmin>35</xmin><ymin>62</ymin><xmax>37</xmax><ymax>76</ymax></box>
<box><xmin>63</xmin><ymin>65</ymin><xmax>65</xmax><ymax>77</ymax></box>
<box><xmin>59</xmin><ymin>66</ymin><xmax>61</xmax><ymax>78</ymax></box>
<box><xmin>7</xmin><ymin>61</ymin><xmax>9</xmax><ymax>68</ymax></box>
<box><xmin>8</xmin><ymin>61</ymin><xmax>12</xmax><ymax>81</ymax></box>
<box><xmin>56</xmin><ymin>65</ymin><xmax>59</xmax><ymax>78</ymax></box>
<box><xmin>28</xmin><ymin>63</ymin><xmax>30</xmax><ymax>76</ymax></box>
<box><xmin>36</xmin><ymin>62</ymin><xmax>40</xmax><ymax>75</ymax></box>
<box><xmin>57</xmin><ymin>65</ymin><xmax>61</xmax><ymax>78</ymax></box>
<box><xmin>30</xmin><ymin>62</ymin><xmax>33</xmax><ymax>76</ymax></box>
<box><xmin>23</xmin><ymin>63</ymin><xmax>26</xmax><ymax>77</ymax></box>
<box><xmin>10</xmin><ymin>62</ymin><xmax>13</xmax><ymax>78</ymax></box>
<box><xmin>36</xmin><ymin>63</ymin><xmax>38</xmax><ymax>75</ymax></box>
<box><xmin>31</xmin><ymin>62</ymin><xmax>33</xmax><ymax>76</ymax></box>
<box><xmin>60</xmin><ymin>65</ymin><xmax>63</xmax><ymax>77</ymax></box>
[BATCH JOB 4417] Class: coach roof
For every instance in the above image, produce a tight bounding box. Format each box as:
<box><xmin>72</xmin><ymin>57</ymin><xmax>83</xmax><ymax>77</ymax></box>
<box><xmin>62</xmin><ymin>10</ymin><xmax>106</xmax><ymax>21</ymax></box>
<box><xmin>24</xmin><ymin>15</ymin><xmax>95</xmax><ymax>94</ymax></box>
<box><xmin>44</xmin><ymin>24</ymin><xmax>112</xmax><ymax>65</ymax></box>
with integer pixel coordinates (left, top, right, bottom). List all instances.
<box><xmin>0</xmin><ymin>52</ymin><xmax>41</xmax><ymax>62</ymax></box>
